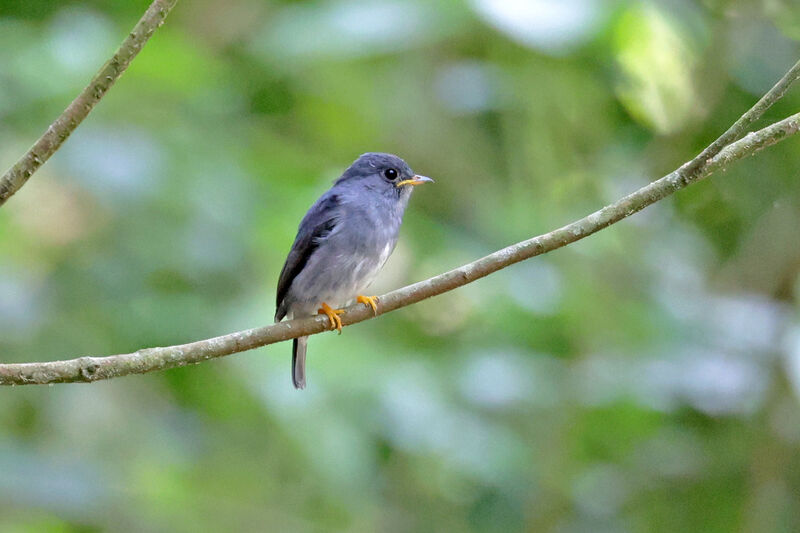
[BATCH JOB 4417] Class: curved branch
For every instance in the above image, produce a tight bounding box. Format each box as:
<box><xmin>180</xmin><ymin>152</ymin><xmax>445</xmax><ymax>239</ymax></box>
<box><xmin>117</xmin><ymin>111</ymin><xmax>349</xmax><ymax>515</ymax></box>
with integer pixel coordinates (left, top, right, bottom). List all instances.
<box><xmin>2</xmin><ymin>58</ymin><xmax>800</xmax><ymax>385</ymax></box>
<box><xmin>682</xmin><ymin>59</ymin><xmax>800</xmax><ymax>176</ymax></box>
<box><xmin>0</xmin><ymin>0</ymin><xmax>179</xmax><ymax>206</ymax></box>
<box><xmin>3</xmin><ymin>110</ymin><xmax>799</xmax><ymax>385</ymax></box>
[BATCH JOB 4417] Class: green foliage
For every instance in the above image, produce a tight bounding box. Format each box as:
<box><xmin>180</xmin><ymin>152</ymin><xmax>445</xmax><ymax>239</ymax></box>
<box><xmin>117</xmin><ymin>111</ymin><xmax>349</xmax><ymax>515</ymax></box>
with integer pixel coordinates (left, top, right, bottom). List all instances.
<box><xmin>1</xmin><ymin>0</ymin><xmax>800</xmax><ymax>531</ymax></box>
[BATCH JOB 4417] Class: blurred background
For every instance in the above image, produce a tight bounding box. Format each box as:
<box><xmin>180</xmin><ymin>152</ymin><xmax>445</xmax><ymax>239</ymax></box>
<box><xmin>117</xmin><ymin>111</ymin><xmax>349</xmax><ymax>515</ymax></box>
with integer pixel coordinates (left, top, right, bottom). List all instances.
<box><xmin>1</xmin><ymin>0</ymin><xmax>800</xmax><ymax>531</ymax></box>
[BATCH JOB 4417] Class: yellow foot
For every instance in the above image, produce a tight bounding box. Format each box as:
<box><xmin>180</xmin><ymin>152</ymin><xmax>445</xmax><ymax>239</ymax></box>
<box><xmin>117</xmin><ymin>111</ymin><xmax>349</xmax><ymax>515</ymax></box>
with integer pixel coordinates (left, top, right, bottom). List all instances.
<box><xmin>357</xmin><ymin>295</ymin><xmax>379</xmax><ymax>315</ymax></box>
<box><xmin>318</xmin><ymin>302</ymin><xmax>344</xmax><ymax>334</ymax></box>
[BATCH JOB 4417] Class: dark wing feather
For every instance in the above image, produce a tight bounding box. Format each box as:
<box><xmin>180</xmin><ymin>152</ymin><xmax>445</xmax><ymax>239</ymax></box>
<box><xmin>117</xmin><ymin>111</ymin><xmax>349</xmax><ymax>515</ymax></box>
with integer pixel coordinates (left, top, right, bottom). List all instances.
<box><xmin>275</xmin><ymin>192</ymin><xmax>340</xmax><ymax>321</ymax></box>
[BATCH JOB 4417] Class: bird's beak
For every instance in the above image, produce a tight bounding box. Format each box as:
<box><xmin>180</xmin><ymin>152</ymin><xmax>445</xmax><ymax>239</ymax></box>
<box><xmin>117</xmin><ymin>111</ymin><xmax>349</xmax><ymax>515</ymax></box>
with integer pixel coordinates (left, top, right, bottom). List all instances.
<box><xmin>397</xmin><ymin>175</ymin><xmax>434</xmax><ymax>187</ymax></box>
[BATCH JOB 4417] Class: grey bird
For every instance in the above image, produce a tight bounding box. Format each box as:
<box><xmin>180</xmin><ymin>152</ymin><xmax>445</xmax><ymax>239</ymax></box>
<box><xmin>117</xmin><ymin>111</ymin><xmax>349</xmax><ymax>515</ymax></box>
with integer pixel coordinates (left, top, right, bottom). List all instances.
<box><xmin>275</xmin><ymin>153</ymin><xmax>433</xmax><ymax>389</ymax></box>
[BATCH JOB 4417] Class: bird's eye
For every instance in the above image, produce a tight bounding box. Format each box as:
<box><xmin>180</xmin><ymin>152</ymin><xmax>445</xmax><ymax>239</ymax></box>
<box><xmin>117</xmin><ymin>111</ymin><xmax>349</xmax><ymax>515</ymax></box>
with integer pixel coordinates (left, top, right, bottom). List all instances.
<box><xmin>384</xmin><ymin>168</ymin><xmax>398</xmax><ymax>180</ymax></box>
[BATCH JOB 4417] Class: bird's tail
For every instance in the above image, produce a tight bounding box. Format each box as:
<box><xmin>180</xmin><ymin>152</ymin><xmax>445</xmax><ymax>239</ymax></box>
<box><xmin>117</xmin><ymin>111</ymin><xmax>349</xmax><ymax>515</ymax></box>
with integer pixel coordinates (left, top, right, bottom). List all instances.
<box><xmin>292</xmin><ymin>336</ymin><xmax>308</xmax><ymax>389</ymax></box>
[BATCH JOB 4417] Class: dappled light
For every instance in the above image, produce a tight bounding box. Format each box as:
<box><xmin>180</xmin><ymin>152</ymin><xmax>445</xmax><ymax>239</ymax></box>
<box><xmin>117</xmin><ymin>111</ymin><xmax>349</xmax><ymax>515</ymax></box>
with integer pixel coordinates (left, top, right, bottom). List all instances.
<box><xmin>1</xmin><ymin>0</ymin><xmax>800</xmax><ymax>531</ymax></box>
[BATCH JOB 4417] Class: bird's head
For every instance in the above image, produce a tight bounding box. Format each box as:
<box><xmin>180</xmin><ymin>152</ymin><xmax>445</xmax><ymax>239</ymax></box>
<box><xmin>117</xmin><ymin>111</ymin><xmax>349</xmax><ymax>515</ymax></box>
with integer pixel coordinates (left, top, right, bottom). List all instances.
<box><xmin>335</xmin><ymin>153</ymin><xmax>433</xmax><ymax>199</ymax></box>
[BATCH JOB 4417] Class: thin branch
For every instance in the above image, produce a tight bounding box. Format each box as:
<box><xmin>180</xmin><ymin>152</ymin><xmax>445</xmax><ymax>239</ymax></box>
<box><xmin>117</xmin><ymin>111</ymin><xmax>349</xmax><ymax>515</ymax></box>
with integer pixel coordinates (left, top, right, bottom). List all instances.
<box><xmin>0</xmin><ymin>0</ymin><xmax>179</xmax><ymax>206</ymax></box>
<box><xmin>2</xmin><ymin>57</ymin><xmax>800</xmax><ymax>385</ymax></box>
<box><xmin>680</xmin><ymin>59</ymin><xmax>800</xmax><ymax>177</ymax></box>
<box><xmin>2</xmin><ymin>110</ymin><xmax>799</xmax><ymax>385</ymax></box>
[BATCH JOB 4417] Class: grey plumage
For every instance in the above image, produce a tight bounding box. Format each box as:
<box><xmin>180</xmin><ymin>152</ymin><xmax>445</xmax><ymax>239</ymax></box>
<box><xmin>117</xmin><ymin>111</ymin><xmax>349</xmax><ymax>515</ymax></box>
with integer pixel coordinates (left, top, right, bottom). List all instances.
<box><xmin>291</xmin><ymin>337</ymin><xmax>307</xmax><ymax>389</ymax></box>
<box><xmin>275</xmin><ymin>153</ymin><xmax>432</xmax><ymax>389</ymax></box>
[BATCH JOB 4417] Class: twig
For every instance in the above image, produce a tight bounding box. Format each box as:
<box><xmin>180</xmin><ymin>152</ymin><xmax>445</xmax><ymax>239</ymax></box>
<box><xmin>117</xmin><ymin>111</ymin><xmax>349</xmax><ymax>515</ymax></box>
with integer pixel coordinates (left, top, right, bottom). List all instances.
<box><xmin>680</xmin><ymin>59</ymin><xmax>800</xmax><ymax>177</ymax></box>
<box><xmin>2</xmin><ymin>110</ymin><xmax>799</xmax><ymax>385</ymax></box>
<box><xmin>0</xmin><ymin>0</ymin><xmax>179</xmax><ymax>206</ymax></box>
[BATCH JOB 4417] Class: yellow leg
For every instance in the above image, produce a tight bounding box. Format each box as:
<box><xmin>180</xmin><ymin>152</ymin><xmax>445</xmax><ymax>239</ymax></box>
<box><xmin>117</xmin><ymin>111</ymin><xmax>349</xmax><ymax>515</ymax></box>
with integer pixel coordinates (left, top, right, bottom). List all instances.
<box><xmin>357</xmin><ymin>295</ymin><xmax>379</xmax><ymax>315</ymax></box>
<box><xmin>318</xmin><ymin>302</ymin><xmax>344</xmax><ymax>334</ymax></box>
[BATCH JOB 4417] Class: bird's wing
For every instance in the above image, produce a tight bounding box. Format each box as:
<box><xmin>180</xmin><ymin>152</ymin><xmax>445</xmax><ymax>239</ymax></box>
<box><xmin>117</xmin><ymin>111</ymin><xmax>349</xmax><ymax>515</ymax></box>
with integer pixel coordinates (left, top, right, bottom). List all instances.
<box><xmin>275</xmin><ymin>192</ymin><xmax>341</xmax><ymax>320</ymax></box>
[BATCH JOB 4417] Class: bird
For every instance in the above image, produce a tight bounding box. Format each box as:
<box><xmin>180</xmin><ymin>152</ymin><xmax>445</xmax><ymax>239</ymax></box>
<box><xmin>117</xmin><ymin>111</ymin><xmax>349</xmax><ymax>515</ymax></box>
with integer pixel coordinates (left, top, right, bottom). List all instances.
<box><xmin>275</xmin><ymin>152</ymin><xmax>433</xmax><ymax>389</ymax></box>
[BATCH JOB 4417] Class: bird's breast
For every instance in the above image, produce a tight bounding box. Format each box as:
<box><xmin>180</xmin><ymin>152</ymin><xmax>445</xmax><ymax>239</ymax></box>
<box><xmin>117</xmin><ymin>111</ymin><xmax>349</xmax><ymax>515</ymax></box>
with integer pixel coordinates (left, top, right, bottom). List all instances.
<box><xmin>283</xmin><ymin>196</ymin><xmax>404</xmax><ymax>314</ymax></box>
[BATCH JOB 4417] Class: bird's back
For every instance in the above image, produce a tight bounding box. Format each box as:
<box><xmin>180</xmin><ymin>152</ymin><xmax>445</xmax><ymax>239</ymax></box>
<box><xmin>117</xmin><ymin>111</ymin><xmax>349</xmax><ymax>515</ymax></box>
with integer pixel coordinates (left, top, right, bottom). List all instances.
<box><xmin>276</xmin><ymin>182</ymin><xmax>403</xmax><ymax>318</ymax></box>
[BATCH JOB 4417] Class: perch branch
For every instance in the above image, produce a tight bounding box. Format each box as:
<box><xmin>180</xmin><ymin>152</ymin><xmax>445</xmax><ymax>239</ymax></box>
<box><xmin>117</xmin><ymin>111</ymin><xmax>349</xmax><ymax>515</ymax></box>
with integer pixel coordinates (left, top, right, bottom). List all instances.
<box><xmin>2</xmin><ymin>110</ymin><xmax>799</xmax><ymax>385</ymax></box>
<box><xmin>2</xmin><ymin>57</ymin><xmax>800</xmax><ymax>384</ymax></box>
<box><xmin>0</xmin><ymin>0</ymin><xmax>179</xmax><ymax>206</ymax></box>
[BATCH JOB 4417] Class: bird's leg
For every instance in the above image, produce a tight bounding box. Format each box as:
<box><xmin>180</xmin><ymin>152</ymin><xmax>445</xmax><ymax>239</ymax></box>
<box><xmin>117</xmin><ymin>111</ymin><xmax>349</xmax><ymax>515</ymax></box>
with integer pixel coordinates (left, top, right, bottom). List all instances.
<box><xmin>357</xmin><ymin>295</ymin><xmax>379</xmax><ymax>315</ymax></box>
<box><xmin>318</xmin><ymin>302</ymin><xmax>344</xmax><ymax>334</ymax></box>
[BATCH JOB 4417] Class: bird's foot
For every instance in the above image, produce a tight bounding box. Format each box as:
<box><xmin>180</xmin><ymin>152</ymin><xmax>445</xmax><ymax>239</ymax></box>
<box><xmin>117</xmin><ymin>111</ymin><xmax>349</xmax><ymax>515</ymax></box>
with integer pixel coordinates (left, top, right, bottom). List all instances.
<box><xmin>357</xmin><ymin>295</ymin><xmax>379</xmax><ymax>315</ymax></box>
<box><xmin>318</xmin><ymin>302</ymin><xmax>344</xmax><ymax>334</ymax></box>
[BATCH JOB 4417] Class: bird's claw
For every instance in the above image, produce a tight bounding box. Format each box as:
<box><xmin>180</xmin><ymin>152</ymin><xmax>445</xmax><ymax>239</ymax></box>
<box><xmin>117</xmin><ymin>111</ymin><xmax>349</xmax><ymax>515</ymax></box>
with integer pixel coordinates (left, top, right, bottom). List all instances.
<box><xmin>318</xmin><ymin>302</ymin><xmax>344</xmax><ymax>334</ymax></box>
<box><xmin>357</xmin><ymin>295</ymin><xmax>379</xmax><ymax>315</ymax></box>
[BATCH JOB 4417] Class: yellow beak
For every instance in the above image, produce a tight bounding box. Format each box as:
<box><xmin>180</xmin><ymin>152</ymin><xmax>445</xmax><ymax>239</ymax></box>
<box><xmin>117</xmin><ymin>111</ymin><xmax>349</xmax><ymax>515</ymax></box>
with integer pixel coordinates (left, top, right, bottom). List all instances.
<box><xmin>396</xmin><ymin>175</ymin><xmax>434</xmax><ymax>187</ymax></box>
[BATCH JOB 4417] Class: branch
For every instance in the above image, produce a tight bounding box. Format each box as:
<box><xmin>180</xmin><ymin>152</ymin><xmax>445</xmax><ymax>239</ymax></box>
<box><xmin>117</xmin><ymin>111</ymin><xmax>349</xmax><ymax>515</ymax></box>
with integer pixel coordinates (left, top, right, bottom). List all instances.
<box><xmin>3</xmin><ymin>110</ymin><xmax>799</xmax><ymax>385</ymax></box>
<box><xmin>682</xmin><ymin>59</ymin><xmax>800</xmax><ymax>175</ymax></box>
<box><xmin>0</xmin><ymin>0</ymin><xmax>179</xmax><ymax>206</ymax></box>
<box><xmin>3</xmin><ymin>55</ymin><xmax>800</xmax><ymax>385</ymax></box>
